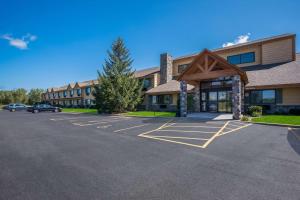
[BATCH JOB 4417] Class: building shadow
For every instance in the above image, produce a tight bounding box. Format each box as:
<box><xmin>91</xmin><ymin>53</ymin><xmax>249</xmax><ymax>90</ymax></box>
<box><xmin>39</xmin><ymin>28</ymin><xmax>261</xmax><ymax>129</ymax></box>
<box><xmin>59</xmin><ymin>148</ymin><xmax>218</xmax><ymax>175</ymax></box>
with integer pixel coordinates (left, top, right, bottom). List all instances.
<box><xmin>287</xmin><ymin>128</ymin><xmax>300</xmax><ymax>156</ymax></box>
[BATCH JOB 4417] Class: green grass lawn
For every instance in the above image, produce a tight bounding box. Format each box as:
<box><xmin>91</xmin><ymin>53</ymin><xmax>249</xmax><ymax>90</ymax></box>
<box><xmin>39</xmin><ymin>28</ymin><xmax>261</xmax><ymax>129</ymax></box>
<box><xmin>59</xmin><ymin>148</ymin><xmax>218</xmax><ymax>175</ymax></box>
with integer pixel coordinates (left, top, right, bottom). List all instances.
<box><xmin>62</xmin><ymin>108</ymin><xmax>98</xmax><ymax>114</ymax></box>
<box><xmin>125</xmin><ymin>111</ymin><xmax>176</xmax><ymax>117</ymax></box>
<box><xmin>251</xmin><ymin>115</ymin><xmax>300</xmax><ymax>126</ymax></box>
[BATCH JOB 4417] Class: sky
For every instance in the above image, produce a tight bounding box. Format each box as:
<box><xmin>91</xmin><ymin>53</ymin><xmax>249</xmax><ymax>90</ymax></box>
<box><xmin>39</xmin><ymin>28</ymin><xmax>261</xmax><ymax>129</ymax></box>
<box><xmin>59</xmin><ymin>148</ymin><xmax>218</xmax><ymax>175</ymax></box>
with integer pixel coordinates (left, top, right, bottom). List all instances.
<box><xmin>0</xmin><ymin>0</ymin><xmax>299</xmax><ymax>90</ymax></box>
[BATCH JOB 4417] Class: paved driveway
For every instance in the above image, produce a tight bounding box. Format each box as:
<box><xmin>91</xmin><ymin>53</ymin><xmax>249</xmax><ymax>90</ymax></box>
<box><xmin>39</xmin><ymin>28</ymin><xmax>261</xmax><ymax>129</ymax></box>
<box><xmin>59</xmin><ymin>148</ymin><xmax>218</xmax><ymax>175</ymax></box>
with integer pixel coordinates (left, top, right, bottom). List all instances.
<box><xmin>0</xmin><ymin>111</ymin><xmax>299</xmax><ymax>200</ymax></box>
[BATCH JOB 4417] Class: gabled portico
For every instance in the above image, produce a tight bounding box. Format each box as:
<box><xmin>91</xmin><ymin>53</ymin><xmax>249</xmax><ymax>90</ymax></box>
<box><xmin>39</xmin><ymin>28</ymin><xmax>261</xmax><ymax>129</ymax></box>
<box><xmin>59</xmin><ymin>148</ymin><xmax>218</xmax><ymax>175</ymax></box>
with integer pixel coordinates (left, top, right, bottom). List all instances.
<box><xmin>177</xmin><ymin>49</ymin><xmax>248</xmax><ymax>119</ymax></box>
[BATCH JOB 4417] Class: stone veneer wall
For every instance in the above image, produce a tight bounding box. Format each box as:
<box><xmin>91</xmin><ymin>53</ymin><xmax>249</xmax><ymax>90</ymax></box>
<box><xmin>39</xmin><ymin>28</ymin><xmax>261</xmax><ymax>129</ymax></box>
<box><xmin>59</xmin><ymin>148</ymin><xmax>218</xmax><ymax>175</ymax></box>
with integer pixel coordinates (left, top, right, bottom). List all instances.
<box><xmin>160</xmin><ymin>53</ymin><xmax>173</xmax><ymax>84</ymax></box>
<box><xmin>180</xmin><ymin>81</ymin><xmax>187</xmax><ymax>117</ymax></box>
<box><xmin>232</xmin><ymin>75</ymin><xmax>242</xmax><ymax>119</ymax></box>
<box><xmin>193</xmin><ymin>83</ymin><xmax>200</xmax><ymax>112</ymax></box>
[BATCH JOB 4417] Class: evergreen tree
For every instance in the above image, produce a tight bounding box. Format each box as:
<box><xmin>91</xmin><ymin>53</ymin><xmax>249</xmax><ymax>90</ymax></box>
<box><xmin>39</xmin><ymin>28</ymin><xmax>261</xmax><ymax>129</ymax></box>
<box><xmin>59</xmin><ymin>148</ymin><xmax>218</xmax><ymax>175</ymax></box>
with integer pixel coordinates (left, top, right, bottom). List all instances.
<box><xmin>94</xmin><ymin>38</ymin><xmax>142</xmax><ymax>113</ymax></box>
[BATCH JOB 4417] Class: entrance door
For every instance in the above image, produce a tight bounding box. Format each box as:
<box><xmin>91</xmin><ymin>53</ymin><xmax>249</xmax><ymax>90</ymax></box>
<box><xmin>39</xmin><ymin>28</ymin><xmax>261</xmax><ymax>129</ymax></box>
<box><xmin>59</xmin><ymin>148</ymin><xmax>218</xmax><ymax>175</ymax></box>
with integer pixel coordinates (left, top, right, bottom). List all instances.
<box><xmin>200</xmin><ymin>90</ymin><xmax>232</xmax><ymax>113</ymax></box>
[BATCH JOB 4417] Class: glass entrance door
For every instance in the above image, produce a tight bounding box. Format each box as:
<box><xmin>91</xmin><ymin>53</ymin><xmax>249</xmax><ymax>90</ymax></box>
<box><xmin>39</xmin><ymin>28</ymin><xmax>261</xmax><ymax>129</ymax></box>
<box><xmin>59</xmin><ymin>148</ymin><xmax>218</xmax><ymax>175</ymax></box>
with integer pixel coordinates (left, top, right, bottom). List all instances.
<box><xmin>200</xmin><ymin>90</ymin><xmax>232</xmax><ymax>113</ymax></box>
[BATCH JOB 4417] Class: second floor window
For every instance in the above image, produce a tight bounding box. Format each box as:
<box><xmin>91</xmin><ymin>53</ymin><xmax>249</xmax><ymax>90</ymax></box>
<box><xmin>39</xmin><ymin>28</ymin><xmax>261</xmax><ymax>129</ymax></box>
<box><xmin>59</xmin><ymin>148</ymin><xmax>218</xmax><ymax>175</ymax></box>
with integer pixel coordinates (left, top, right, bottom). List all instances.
<box><xmin>178</xmin><ymin>64</ymin><xmax>188</xmax><ymax>74</ymax></box>
<box><xmin>77</xmin><ymin>88</ymin><xmax>81</xmax><ymax>96</ymax></box>
<box><xmin>69</xmin><ymin>90</ymin><xmax>74</xmax><ymax>97</ymax></box>
<box><xmin>227</xmin><ymin>52</ymin><xmax>255</xmax><ymax>65</ymax></box>
<box><xmin>63</xmin><ymin>91</ymin><xmax>67</xmax><ymax>97</ymax></box>
<box><xmin>85</xmin><ymin>87</ymin><xmax>91</xmax><ymax>96</ymax></box>
<box><xmin>143</xmin><ymin>79</ymin><xmax>151</xmax><ymax>89</ymax></box>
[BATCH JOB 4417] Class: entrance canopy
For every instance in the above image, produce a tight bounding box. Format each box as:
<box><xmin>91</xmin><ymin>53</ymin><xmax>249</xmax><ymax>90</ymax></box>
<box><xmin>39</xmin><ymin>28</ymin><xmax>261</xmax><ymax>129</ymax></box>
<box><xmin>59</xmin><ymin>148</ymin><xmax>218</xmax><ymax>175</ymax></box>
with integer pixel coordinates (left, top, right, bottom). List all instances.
<box><xmin>177</xmin><ymin>49</ymin><xmax>248</xmax><ymax>85</ymax></box>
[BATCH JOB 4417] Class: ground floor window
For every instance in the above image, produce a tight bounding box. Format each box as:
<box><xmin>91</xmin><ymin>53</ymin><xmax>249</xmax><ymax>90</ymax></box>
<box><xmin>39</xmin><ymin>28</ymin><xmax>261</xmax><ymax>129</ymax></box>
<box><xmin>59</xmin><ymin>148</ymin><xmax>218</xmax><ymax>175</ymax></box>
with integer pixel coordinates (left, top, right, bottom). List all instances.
<box><xmin>246</xmin><ymin>89</ymin><xmax>276</xmax><ymax>104</ymax></box>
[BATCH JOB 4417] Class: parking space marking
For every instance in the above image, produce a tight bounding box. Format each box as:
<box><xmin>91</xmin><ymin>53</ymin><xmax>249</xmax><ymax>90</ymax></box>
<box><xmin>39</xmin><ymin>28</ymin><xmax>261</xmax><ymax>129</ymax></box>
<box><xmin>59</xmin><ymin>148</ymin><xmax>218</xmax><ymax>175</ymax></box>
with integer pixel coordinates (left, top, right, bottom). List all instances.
<box><xmin>153</xmin><ymin>136</ymin><xmax>209</xmax><ymax>141</ymax></box>
<box><xmin>139</xmin><ymin>120</ymin><xmax>253</xmax><ymax>149</ymax></box>
<box><xmin>114</xmin><ymin>124</ymin><xmax>149</xmax><ymax>133</ymax></box>
<box><xmin>201</xmin><ymin>121</ymin><xmax>229</xmax><ymax>148</ymax></box>
<box><xmin>72</xmin><ymin>118</ymin><xmax>132</xmax><ymax>127</ymax></box>
<box><xmin>157</xmin><ymin>129</ymin><xmax>216</xmax><ymax>133</ymax></box>
<box><xmin>217</xmin><ymin>122</ymin><xmax>251</xmax><ymax>137</ymax></box>
<box><xmin>170</xmin><ymin>125</ymin><xmax>222</xmax><ymax>128</ymax></box>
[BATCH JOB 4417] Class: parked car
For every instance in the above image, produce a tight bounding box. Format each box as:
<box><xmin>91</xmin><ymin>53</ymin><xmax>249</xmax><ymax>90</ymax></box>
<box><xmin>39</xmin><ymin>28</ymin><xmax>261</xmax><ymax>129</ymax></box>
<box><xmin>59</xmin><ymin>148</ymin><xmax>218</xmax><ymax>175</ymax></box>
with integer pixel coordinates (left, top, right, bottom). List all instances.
<box><xmin>27</xmin><ymin>104</ymin><xmax>62</xmax><ymax>113</ymax></box>
<box><xmin>5</xmin><ymin>103</ymin><xmax>28</xmax><ymax>112</ymax></box>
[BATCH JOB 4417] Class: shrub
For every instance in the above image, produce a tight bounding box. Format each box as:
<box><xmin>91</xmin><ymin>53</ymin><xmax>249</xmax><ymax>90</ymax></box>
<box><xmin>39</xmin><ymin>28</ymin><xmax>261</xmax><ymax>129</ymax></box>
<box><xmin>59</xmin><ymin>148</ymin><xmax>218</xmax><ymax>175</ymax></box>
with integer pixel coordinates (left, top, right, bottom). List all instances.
<box><xmin>249</xmin><ymin>106</ymin><xmax>262</xmax><ymax>117</ymax></box>
<box><xmin>241</xmin><ymin>115</ymin><xmax>250</xmax><ymax>121</ymax></box>
<box><xmin>289</xmin><ymin>108</ymin><xmax>300</xmax><ymax>115</ymax></box>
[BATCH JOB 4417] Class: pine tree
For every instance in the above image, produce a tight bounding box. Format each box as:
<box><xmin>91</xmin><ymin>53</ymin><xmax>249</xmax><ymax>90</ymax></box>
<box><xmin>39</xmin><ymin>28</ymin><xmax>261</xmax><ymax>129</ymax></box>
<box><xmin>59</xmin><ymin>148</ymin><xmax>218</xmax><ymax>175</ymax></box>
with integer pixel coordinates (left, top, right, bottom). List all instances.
<box><xmin>94</xmin><ymin>38</ymin><xmax>143</xmax><ymax>113</ymax></box>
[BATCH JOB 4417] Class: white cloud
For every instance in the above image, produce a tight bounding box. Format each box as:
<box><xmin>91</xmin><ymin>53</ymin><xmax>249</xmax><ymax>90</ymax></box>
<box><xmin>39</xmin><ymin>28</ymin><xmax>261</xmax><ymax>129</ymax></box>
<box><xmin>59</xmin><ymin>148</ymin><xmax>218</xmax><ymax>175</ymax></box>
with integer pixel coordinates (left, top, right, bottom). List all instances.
<box><xmin>1</xmin><ymin>33</ymin><xmax>37</xmax><ymax>50</ymax></box>
<box><xmin>222</xmin><ymin>33</ymin><xmax>251</xmax><ymax>47</ymax></box>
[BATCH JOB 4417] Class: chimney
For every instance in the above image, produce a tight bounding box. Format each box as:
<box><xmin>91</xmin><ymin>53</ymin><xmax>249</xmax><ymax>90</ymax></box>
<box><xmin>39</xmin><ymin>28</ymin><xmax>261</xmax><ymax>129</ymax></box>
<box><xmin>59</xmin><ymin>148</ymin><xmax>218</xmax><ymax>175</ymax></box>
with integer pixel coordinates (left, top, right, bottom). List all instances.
<box><xmin>160</xmin><ymin>53</ymin><xmax>173</xmax><ymax>84</ymax></box>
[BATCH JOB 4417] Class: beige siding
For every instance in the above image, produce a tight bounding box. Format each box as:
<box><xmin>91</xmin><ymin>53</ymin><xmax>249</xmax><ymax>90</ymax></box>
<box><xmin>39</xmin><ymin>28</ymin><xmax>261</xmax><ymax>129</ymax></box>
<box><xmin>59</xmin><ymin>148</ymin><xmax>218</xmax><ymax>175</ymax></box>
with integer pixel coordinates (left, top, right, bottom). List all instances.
<box><xmin>282</xmin><ymin>87</ymin><xmax>300</xmax><ymax>105</ymax></box>
<box><xmin>172</xmin><ymin>57</ymin><xmax>195</xmax><ymax>77</ymax></box>
<box><xmin>171</xmin><ymin>93</ymin><xmax>178</xmax><ymax>105</ymax></box>
<box><xmin>217</xmin><ymin>44</ymin><xmax>261</xmax><ymax>67</ymax></box>
<box><xmin>262</xmin><ymin>38</ymin><xmax>293</xmax><ymax>65</ymax></box>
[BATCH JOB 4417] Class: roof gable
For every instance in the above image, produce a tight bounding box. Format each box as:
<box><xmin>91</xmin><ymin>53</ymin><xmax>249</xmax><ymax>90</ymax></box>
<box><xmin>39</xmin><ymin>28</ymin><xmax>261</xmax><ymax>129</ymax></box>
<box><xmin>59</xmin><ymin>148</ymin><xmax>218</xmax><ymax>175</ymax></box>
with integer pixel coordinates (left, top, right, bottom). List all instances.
<box><xmin>177</xmin><ymin>49</ymin><xmax>248</xmax><ymax>84</ymax></box>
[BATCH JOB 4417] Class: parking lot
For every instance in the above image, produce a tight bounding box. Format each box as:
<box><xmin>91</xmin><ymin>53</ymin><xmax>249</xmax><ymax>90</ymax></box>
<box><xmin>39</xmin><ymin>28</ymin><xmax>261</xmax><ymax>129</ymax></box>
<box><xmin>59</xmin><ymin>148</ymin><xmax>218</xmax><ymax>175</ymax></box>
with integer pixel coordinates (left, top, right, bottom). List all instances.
<box><xmin>0</xmin><ymin>110</ymin><xmax>300</xmax><ymax>200</ymax></box>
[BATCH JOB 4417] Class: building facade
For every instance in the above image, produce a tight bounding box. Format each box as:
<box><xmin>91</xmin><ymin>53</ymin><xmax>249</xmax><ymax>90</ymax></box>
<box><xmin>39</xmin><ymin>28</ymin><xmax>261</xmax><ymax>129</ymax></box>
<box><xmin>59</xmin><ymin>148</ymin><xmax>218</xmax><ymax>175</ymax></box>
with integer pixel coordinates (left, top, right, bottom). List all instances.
<box><xmin>42</xmin><ymin>80</ymin><xmax>98</xmax><ymax>107</ymax></box>
<box><xmin>145</xmin><ymin>33</ymin><xmax>300</xmax><ymax>118</ymax></box>
<box><xmin>43</xmin><ymin>33</ymin><xmax>300</xmax><ymax>118</ymax></box>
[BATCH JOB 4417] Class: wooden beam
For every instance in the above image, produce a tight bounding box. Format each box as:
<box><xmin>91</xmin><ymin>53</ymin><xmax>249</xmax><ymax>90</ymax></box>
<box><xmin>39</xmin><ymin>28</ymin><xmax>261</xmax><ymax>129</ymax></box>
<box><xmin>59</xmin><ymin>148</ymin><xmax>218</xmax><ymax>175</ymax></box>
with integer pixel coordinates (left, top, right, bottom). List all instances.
<box><xmin>207</xmin><ymin>60</ymin><xmax>218</xmax><ymax>72</ymax></box>
<box><xmin>204</xmin><ymin>55</ymin><xmax>208</xmax><ymax>71</ymax></box>
<box><xmin>196</xmin><ymin>63</ymin><xmax>205</xmax><ymax>72</ymax></box>
<box><xmin>182</xmin><ymin>70</ymin><xmax>237</xmax><ymax>81</ymax></box>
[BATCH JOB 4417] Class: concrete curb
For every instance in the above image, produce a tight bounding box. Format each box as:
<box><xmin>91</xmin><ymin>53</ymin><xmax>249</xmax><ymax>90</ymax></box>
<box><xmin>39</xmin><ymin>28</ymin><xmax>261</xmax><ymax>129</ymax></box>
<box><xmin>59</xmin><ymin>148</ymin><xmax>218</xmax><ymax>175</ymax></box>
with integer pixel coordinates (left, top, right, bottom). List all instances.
<box><xmin>251</xmin><ymin>121</ymin><xmax>300</xmax><ymax>128</ymax></box>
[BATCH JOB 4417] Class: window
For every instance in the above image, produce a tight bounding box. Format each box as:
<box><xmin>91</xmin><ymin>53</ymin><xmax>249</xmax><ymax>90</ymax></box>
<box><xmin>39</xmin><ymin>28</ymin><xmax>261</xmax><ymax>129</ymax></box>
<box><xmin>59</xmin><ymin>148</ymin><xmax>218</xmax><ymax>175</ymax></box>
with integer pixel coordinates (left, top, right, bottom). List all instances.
<box><xmin>262</xmin><ymin>90</ymin><xmax>275</xmax><ymax>103</ymax></box>
<box><xmin>69</xmin><ymin>90</ymin><xmax>74</xmax><ymax>97</ymax></box>
<box><xmin>227</xmin><ymin>52</ymin><xmax>255</xmax><ymax>64</ymax></box>
<box><xmin>143</xmin><ymin>79</ymin><xmax>151</xmax><ymax>89</ymax></box>
<box><xmin>77</xmin><ymin>88</ymin><xmax>81</xmax><ymax>96</ymax></box>
<box><xmin>156</xmin><ymin>95</ymin><xmax>171</xmax><ymax>104</ymax></box>
<box><xmin>63</xmin><ymin>91</ymin><xmax>67</xmax><ymax>97</ymax></box>
<box><xmin>250</xmin><ymin>90</ymin><xmax>276</xmax><ymax>104</ymax></box>
<box><xmin>86</xmin><ymin>87</ymin><xmax>91</xmax><ymax>96</ymax></box>
<box><xmin>178</xmin><ymin>64</ymin><xmax>188</xmax><ymax>74</ymax></box>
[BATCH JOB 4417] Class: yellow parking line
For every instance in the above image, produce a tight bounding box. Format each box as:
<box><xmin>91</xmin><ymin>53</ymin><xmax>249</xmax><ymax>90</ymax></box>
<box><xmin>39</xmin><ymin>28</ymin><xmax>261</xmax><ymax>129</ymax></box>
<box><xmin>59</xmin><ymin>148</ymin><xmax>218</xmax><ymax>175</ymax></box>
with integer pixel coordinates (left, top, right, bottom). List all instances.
<box><xmin>114</xmin><ymin>124</ymin><xmax>148</xmax><ymax>133</ymax></box>
<box><xmin>218</xmin><ymin>123</ymin><xmax>251</xmax><ymax>136</ymax></box>
<box><xmin>140</xmin><ymin>135</ymin><xmax>205</xmax><ymax>148</ymax></box>
<box><xmin>170</xmin><ymin>125</ymin><xmax>222</xmax><ymax>128</ymax></box>
<box><xmin>153</xmin><ymin>136</ymin><xmax>209</xmax><ymax>140</ymax></box>
<box><xmin>226</xmin><ymin>123</ymin><xmax>246</xmax><ymax>127</ymax></box>
<box><xmin>138</xmin><ymin>119</ymin><xmax>173</xmax><ymax>137</ymax></box>
<box><xmin>202</xmin><ymin>121</ymin><xmax>230</xmax><ymax>148</ymax></box>
<box><xmin>157</xmin><ymin>129</ymin><xmax>215</xmax><ymax>133</ymax></box>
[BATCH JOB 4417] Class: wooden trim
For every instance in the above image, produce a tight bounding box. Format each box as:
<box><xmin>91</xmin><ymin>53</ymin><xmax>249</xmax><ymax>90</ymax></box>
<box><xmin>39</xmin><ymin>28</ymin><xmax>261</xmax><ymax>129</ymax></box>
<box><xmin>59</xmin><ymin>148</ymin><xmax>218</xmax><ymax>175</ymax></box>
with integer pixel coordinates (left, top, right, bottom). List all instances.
<box><xmin>182</xmin><ymin>69</ymin><xmax>237</xmax><ymax>81</ymax></box>
<box><xmin>207</xmin><ymin>60</ymin><xmax>218</xmax><ymax>72</ymax></box>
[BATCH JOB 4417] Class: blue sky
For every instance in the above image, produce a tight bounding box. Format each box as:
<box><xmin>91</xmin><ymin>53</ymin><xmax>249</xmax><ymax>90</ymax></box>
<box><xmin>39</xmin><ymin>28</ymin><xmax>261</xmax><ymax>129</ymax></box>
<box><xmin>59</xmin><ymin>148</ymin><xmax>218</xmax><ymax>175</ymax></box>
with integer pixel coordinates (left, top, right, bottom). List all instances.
<box><xmin>0</xmin><ymin>0</ymin><xmax>299</xmax><ymax>90</ymax></box>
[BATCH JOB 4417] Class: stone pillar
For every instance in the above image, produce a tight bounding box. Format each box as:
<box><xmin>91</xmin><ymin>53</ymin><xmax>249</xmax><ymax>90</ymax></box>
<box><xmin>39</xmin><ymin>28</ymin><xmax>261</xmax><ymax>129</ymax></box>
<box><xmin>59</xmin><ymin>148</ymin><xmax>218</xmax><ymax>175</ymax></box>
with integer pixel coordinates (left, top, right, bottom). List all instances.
<box><xmin>193</xmin><ymin>82</ymin><xmax>200</xmax><ymax>112</ymax></box>
<box><xmin>160</xmin><ymin>53</ymin><xmax>173</xmax><ymax>84</ymax></box>
<box><xmin>180</xmin><ymin>81</ymin><xmax>187</xmax><ymax>117</ymax></box>
<box><xmin>232</xmin><ymin>75</ymin><xmax>242</xmax><ymax>119</ymax></box>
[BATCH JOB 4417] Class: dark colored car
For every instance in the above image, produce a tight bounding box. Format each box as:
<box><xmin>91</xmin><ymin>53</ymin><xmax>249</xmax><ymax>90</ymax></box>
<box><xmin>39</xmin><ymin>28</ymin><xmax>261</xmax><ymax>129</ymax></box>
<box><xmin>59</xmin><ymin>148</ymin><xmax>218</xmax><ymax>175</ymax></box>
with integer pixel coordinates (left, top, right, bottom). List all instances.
<box><xmin>6</xmin><ymin>103</ymin><xmax>28</xmax><ymax>112</ymax></box>
<box><xmin>27</xmin><ymin>104</ymin><xmax>62</xmax><ymax>113</ymax></box>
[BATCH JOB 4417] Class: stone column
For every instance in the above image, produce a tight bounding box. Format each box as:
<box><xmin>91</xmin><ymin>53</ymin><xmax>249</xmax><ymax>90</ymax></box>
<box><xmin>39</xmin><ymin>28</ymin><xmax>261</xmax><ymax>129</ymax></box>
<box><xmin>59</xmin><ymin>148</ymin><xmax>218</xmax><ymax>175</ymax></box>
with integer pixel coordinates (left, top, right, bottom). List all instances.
<box><xmin>193</xmin><ymin>82</ymin><xmax>201</xmax><ymax>112</ymax></box>
<box><xmin>160</xmin><ymin>53</ymin><xmax>173</xmax><ymax>84</ymax></box>
<box><xmin>232</xmin><ymin>75</ymin><xmax>242</xmax><ymax>119</ymax></box>
<box><xmin>180</xmin><ymin>81</ymin><xmax>187</xmax><ymax>117</ymax></box>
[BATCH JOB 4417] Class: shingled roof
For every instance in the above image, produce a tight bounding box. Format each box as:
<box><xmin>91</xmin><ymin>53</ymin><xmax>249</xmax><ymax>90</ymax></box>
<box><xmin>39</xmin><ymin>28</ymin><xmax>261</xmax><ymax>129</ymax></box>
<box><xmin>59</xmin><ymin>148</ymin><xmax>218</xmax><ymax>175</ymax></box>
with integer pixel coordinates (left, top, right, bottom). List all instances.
<box><xmin>134</xmin><ymin>67</ymin><xmax>160</xmax><ymax>78</ymax></box>
<box><xmin>245</xmin><ymin>53</ymin><xmax>300</xmax><ymax>88</ymax></box>
<box><xmin>146</xmin><ymin>80</ymin><xmax>194</xmax><ymax>94</ymax></box>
